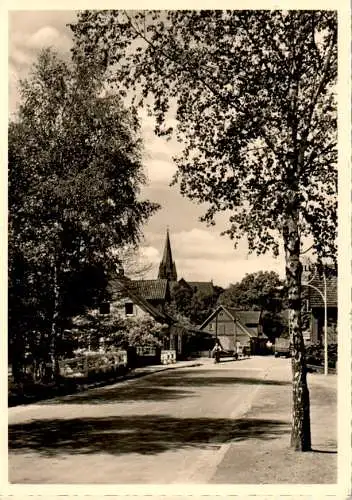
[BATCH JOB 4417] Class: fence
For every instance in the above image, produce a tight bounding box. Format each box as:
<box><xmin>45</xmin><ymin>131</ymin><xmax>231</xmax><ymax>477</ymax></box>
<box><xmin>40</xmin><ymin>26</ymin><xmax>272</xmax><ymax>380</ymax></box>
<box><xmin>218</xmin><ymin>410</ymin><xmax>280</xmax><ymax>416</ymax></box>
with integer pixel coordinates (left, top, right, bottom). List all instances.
<box><xmin>160</xmin><ymin>349</ymin><xmax>176</xmax><ymax>365</ymax></box>
<box><xmin>59</xmin><ymin>350</ymin><xmax>128</xmax><ymax>379</ymax></box>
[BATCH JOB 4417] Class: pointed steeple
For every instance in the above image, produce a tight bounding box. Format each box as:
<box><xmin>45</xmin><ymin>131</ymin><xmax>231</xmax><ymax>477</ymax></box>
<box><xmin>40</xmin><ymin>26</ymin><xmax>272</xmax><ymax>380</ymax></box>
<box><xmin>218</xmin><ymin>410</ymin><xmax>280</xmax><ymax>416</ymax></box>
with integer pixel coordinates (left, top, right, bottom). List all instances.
<box><xmin>158</xmin><ymin>228</ymin><xmax>177</xmax><ymax>281</ymax></box>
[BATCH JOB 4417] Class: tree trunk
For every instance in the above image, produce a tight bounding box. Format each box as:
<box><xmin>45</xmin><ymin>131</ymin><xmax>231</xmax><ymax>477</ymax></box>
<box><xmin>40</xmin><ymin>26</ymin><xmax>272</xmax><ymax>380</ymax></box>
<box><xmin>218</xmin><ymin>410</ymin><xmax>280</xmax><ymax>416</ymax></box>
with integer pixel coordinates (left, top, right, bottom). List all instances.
<box><xmin>283</xmin><ymin>214</ymin><xmax>311</xmax><ymax>451</ymax></box>
<box><xmin>50</xmin><ymin>258</ymin><xmax>61</xmax><ymax>380</ymax></box>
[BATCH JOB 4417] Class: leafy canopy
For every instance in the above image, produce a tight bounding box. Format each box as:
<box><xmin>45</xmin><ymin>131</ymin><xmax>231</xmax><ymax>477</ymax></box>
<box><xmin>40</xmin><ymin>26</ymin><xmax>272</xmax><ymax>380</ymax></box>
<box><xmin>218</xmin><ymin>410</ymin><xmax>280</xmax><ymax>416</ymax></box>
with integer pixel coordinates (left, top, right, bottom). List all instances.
<box><xmin>71</xmin><ymin>10</ymin><xmax>337</xmax><ymax>262</ymax></box>
<box><xmin>9</xmin><ymin>48</ymin><xmax>159</xmax><ymax>274</ymax></box>
<box><xmin>219</xmin><ymin>271</ymin><xmax>285</xmax><ymax>311</ymax></box>
<box><xmin>8</xmin><ymin>49</ymin><xmax>159</xmax><ymax>370</ymax></box>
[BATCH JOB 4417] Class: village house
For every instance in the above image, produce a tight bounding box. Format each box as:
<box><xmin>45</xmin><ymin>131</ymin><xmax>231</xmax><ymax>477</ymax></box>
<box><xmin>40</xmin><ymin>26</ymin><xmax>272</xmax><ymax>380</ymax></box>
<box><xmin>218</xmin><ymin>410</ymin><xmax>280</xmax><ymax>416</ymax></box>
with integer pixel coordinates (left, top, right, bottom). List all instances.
<box><xmin>102</xmin><ymin>229</ymin><xmax>215</xmax><ymax>357</ymax></box>
<box><xmin>199</xmin><ymin>305</ymin><xmax>267</xmax><ymax>354</ymax></box>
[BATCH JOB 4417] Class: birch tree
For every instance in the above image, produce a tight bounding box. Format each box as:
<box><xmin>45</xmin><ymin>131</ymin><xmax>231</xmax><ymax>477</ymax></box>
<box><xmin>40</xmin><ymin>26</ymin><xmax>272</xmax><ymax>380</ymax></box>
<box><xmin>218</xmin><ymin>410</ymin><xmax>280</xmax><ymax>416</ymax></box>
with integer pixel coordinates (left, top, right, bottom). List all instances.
<box><xmin>9</xmin><ymin>49</ymin><xmax>159</xmax><ymax>379</ymax></box>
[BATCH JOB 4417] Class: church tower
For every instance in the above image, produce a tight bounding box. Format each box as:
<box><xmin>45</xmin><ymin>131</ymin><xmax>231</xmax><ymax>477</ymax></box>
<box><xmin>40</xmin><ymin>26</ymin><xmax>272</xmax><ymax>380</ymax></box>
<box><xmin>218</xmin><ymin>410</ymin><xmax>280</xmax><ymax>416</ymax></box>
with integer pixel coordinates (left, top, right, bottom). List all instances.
<box><xmin>158</xmin><ymin>228</ymin><xmax>177</xmax><ymax>281</ymax></box>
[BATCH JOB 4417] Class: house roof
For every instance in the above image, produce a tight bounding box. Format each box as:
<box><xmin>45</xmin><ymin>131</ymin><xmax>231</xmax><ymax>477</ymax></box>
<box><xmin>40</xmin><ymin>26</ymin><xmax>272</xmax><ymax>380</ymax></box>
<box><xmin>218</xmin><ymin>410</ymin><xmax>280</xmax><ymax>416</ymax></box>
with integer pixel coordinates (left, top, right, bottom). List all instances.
<box><xmin>169</xmin><ymin>279</ymin><xmax>214</xmax><ymax>296</ymax></box>
<box><xmin>128</xmin><ymin>279</ymin><xmax>169</xmax><ymax>301</ymax></box>
<box><xmin>108</xmin><ymin>277</ymin><xmax>172</xmax><ymax>324</ymax></box>
<box><xmin>225</xmin><ymin>309</ymin><xmax>261</xmax><ymax>325</ymax></box>
<box><xmin>305</xmin><ymin>275</ymin><xmax>337</xmax><ymax>308</ymax></box>
<box><xmin>188</xmin><ymin>281</ymin><xmax>214</xmax><ymax>296</ymax></box>
<box><xmin>199</xmin><ymin>306</ymin><xmax>264</xmax><ymax>338</ymax></box>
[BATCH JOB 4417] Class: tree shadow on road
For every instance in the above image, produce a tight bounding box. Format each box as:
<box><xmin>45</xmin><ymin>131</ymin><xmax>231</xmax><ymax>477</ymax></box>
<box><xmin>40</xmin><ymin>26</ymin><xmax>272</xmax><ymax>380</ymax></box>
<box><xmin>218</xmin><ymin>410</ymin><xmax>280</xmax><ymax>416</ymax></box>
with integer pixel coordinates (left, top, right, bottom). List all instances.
<box><xmin>40</xmin><ymin>370</ymin><xmax>289</xmax><ymax>406</ymax></box>
<box><xmin>43</xmin><ymin>383</ymin><xmax>194</xmax><ymax>405</ymax></box>
<box><xmin>9</xmin><ymin>415</ymin><xmax>290</xmax><ymax>457</ymax></box>
<box><xmin>153</xmin><ymin>370</ymin><xmax>291</xmax><ymax>387</ymax></box>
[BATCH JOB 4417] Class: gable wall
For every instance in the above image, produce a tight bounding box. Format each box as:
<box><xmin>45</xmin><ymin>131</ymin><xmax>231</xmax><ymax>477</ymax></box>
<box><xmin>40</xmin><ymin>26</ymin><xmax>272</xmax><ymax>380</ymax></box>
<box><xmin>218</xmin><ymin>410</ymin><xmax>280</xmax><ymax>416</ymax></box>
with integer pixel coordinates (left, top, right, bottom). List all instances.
<box><xmin>110</xmin><ymin>295</ymin><xmax>150</xmax><ymax>320</ymax></box>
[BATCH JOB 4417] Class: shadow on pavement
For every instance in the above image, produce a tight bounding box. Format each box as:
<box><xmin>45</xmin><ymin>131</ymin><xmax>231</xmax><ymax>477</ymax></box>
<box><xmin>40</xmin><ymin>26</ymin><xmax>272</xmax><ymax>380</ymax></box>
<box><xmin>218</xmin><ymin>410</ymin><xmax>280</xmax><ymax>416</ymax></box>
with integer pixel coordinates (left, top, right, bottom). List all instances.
<box><xmin>40</xmin><ymin>369</ymin><xmax>289</xmax><ymax>406</ymax></box>
<box><xmin>43</xmin><ymin>383</ymin><xmax>194</xmax><ymax>405</ymax></box>
<box><xmin>153</xmin><ymin>370</ymin><xmax>290</xmax><ymax>387</ymax></box>
<box><xmin>9</xmin><ymin>415</ymin><xmax>290</xmax><ymax>457</ymax></box>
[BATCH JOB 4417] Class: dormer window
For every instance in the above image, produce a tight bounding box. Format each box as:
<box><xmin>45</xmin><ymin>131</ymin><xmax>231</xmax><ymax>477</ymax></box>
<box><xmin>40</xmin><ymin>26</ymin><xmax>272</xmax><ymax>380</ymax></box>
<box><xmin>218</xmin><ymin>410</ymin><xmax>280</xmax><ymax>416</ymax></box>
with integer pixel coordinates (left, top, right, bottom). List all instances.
<box><xmin>125</xmin><ymin>302</ymin><xmax>134</xmax><ymax>316</ymax></box>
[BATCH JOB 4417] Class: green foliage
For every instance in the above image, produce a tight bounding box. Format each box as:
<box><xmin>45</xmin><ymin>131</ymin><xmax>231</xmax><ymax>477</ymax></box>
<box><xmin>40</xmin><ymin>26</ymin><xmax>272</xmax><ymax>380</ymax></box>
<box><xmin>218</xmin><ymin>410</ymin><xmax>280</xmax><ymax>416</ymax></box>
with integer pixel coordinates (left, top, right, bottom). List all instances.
<box><xmin>219</xmin><ymin>271</ymin><xmax>285</xmax><ymax>311</ymax></box>
<box><xmin>71</xmin><ymin>11</ymin><xmax>337</xmax><ymax>449</ymax></box>
<box><xmin>168</xmin><ymin>281</ymin><xmax>222</xmax><ymax>326</ymax></box>
<box><xmin>305</xmin><ymin>342</ymin><xmax>337</xmax><ymax>369</ymax></box>
<box><xmin>71</xmin><ymin>10</ymin><xmax>337</xmax><ymax>262</ymax></box>
<box><xmin>126</xmin><ymin>316</ymin><xmax>168</xmax><ymax>348</ymax></box>
<box><xmin>9</xmin><ymin>48</ymin><xmax>159</xmax><ymax>379</ymax></box>
<box><xmin>71</xmin><ymin>310</ymin><xmax>167</xmax><ymax>351</ymax></box>
<box><xmin>218</xmin><ymin>271</ymin><xmax>286</xmax><ymax>341</ymax></box>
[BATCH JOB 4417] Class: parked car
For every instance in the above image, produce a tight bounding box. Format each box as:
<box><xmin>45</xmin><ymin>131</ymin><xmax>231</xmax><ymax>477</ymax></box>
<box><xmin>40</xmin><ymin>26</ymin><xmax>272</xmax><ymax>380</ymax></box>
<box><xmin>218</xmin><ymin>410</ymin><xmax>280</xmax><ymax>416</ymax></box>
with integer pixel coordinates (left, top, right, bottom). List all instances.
<box><xmin>274</xmin><ymin>338</ymin><xmax>291</xmax><ymax>358</ymax></box>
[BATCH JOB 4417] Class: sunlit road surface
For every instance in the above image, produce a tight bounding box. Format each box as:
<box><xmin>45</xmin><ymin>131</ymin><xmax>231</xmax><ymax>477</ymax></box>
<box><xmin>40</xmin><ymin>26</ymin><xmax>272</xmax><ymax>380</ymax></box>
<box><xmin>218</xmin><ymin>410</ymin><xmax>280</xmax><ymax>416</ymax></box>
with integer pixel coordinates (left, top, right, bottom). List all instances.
<box><xmin>9</xmin><ymin>356</ymin><xmax>291</xmax><ymax>483</ymax></box>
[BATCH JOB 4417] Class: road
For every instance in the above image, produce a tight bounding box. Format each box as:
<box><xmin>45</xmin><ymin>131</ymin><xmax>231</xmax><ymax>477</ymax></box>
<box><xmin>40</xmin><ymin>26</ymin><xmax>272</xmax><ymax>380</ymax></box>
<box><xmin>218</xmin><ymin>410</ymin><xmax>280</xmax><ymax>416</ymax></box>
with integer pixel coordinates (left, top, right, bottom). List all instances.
<box><xmin>8</xmin><ymin>356</ymin><xmax>335</xmax><ymax>484</ymax></box>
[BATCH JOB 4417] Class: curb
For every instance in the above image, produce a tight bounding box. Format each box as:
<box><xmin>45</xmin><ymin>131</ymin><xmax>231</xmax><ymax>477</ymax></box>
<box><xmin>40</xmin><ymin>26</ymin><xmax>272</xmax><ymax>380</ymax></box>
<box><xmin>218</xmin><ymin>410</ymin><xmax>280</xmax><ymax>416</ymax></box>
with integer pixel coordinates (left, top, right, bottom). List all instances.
<box><xmin>126</xmin><ymin>361</ymin><xmax>203</xmax><ymax>380</ymax></box>
<box><xmin>8</xmin><ymin>360</ymin><xmax>204</xmax><ymax>407</ymax></box>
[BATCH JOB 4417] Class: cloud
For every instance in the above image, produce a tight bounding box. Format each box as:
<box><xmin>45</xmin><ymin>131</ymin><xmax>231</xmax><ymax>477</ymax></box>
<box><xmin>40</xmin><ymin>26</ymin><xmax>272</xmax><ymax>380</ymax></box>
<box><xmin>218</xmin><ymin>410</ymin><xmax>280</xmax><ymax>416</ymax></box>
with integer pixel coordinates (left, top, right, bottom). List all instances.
<box><xmin>26</xmin><ymin>26</ymin><xmax>72</xmax><ymax>52</ymax></box>
<box><xmin>140</xmin><ymin>245</ymin><xmax>161</xmax><ymax>264</ymax></box>
<box><xmin>177</xmin><ymin>256</ymin><xmax>285</xmax><ymax>288</ymax></box>
<box><xmin>9</xmin><ymin>13</ymin><xmax>75</xmax><ymax>115</ymax></box>
<box><xmin>141</xmin><ymin>228</ymin><xmax>285</xmax><ymax>287</ymax></box>
<box><xmin>141</xmin><ymin>111</ymin><xmax>182</xmax><ymax>188</ymax></box>
<box><xmin>144</xmin><ymin>159</ymin><xmax>177</xmax><ymax>185</ymax></box>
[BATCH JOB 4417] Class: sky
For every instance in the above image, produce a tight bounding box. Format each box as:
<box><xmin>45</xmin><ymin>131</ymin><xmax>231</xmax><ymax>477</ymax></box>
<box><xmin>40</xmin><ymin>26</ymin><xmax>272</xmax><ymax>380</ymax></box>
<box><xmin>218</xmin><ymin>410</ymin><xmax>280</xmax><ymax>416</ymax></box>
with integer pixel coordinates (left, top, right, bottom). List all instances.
<box><xmin>8</xmin><ymin>10</ymin><xmax>286</xmax><ymax>288</ymax></box>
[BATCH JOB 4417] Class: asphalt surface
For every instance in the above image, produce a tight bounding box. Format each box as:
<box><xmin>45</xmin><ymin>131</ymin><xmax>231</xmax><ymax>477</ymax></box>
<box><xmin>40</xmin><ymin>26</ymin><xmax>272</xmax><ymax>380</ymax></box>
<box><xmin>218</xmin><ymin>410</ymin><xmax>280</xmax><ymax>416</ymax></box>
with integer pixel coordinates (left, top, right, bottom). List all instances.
<box><xmin>8</xmin><ymin>356</ymin><xmax>336</xmax><ymax>484</ymax></box>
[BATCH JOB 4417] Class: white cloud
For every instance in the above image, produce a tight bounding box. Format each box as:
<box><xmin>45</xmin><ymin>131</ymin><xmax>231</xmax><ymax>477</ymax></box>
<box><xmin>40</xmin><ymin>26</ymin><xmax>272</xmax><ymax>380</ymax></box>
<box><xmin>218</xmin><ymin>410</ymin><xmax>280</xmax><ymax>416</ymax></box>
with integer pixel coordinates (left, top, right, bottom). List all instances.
<box><xmin>144</xmin><ymin>159</ymin><xmax>177</xmax><ymax>185</ymax></box>
<box><xmin>172</xmin><ymin>228</ymin><xmax>245</xmax><ymax>260</ymax></box>
<box><xmin>27</xmin><ymin>26</ymin><xmax>72</xmax><ymax>52</ymax></box>
<box><xmin>140</xmin><ymin>245</ymin><xmax>160</xmax><ymax>264</ymax></box>
<box><xmin>9</xmin><ymin>15</ymin><xmax>74</xmax><ymax>116</ymax></box>
<box><xmin>177</xmin><ymin>256</ymin><xmax>285</xmax><ymax>288</ymax></box>
<box><xmin>141</xmin><ymin>109</ymin><xmax>182</xmax><ymax>188</ymax></box>
<box><xmin>142</xmin><ymin>228</ymin><xmax>285</xmax><ymax>288</ymax></box>
<box><xmin>10</xmin><ymin>48</ymin><xmax>31</xmax><ymax>67</ymax></box>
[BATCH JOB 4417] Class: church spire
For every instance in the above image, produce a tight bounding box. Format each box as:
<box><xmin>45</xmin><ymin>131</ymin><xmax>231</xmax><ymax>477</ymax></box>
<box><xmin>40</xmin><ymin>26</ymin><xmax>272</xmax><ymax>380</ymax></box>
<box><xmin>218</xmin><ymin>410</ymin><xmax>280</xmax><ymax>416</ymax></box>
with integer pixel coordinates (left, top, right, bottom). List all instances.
<box><xmin>158</xmin><ymin>228</ymin><xmax>177</xmax><ymax>281</ymax></box>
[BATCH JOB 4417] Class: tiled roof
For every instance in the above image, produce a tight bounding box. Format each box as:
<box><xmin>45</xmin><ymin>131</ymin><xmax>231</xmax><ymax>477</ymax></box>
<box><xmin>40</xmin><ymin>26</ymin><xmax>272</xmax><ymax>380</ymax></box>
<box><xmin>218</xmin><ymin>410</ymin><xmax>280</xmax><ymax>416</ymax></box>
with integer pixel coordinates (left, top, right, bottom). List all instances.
<box><xmin>169</xmin><ymin>279</ymin><xmax>214</xmax><ymax>296</ymax></box>
<box><xmin>305</xmin><ymin>275</ymin><xmax>337</xmax><ymax>308</ymax></box>
<box><xmin>128</xmin><ymin>279</ymin><xmax>169</xmax><ymax>301</ymax></box>
<box><xmin>226</xmin><ymin>309</ymin><xmax>261</xmax><ymax>325</ymax></box>
<box><xmin>188</xmin><ymin>281</ymin><xmax>214</xmax><ymax>296</ymax></box>
<box><xmin>108</xmin><ymin>278</ymin><xmax>172</xmax><ymax>324</ymax></box>
<box><xmin>200</xmin><ymin>306</ymin><xmax>263</xmax><ymax>338</ymax></box>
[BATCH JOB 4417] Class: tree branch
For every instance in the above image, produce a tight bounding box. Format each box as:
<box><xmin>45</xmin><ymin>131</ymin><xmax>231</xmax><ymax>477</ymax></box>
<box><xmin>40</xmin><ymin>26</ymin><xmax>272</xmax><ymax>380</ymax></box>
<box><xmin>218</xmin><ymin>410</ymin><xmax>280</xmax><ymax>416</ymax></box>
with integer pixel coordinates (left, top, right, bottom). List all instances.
<box><xmin>300</xmin><ymin>244</ymin><xmax>314</xmax><ymax>256</ymax></box>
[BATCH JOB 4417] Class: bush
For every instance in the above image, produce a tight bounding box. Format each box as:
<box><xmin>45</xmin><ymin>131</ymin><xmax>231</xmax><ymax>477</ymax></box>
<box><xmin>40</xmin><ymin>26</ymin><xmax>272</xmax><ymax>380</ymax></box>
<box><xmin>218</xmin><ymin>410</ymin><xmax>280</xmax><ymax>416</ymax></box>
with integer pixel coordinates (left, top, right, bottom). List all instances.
<box><xmin>305</xmin><ymin>342</ymin><xmax>337</xmax><ymax>368</ymax></box>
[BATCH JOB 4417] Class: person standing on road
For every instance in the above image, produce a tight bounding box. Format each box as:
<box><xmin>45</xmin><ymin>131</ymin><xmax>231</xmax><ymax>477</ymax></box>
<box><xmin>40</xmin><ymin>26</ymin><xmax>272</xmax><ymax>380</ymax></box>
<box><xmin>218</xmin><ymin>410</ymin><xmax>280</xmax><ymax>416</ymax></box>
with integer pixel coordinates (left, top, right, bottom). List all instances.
<box><xmin>211</xmin><ymin>340</ymin><xmax>222</xmax><ymax>364</ymax></box>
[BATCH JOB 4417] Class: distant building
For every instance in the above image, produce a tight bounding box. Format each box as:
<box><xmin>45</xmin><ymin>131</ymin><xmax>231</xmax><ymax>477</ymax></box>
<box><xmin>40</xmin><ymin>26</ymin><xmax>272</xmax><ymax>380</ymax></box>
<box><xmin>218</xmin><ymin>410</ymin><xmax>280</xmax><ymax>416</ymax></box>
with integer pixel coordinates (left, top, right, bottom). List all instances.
<box><xmin>101</xmin><ymin>229</ymin><xmax>218</xmax><ymax>356</ymax></box>
<box><xmin>199</xmin><ymin>305</ymin><xmax>266</xmax><ymax>352</ymax></box>
<box><xmin>125</xmin><ymin>228</ymin><xmax>215</xmax><ymax>311</ymax></box>
<box><xmin>158</xmin><ymin>228</ymin><xmax>177</xmax><ymax>281</ymax></box>
<box><xmin>304</xmin><ymin>271</ymin><xmax>337</xmax><ymax>344</ymax></box>
<box><xmin>127</xmin><ymin>279</ymin><xmax>171</xmax><ymax>313</ymax></box>
<box><xmin>107</xmin><ymin>276</ymin><xmax>172</xmax><ymax>325</ymax></box>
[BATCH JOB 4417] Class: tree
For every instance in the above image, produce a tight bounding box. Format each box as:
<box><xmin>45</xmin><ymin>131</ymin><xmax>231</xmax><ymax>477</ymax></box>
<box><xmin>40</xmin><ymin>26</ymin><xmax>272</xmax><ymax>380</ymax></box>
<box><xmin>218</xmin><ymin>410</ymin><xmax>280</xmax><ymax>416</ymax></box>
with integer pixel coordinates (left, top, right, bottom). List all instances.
<box><xmin>9</xmin><ymin>49</ymin><xmax>159</xmax><ymax>379</ymax></box>
<box><xmin>219</xmin><ymin>271</ymin><xmax>285</xmax><ymax>311</ymax></box>
<box><xmin>219</xmin><ymin>271</ymin><xmax>287</xmax><ymax>341</ymax></box>
<box><xmin>168</xmin><ymin>281</ymin><xmax>222</xmax><ymax>326</ymax></box>
<box><xmin>71</xmin><ymin>10</ymin><xmax>337</xmax><ymax>451</ymax></box>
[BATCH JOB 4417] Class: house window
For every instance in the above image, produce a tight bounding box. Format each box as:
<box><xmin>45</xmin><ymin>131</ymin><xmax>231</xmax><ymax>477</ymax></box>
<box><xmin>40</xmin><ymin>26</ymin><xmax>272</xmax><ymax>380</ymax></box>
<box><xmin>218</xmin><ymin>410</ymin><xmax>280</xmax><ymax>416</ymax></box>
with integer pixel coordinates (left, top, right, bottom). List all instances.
<box><xmin>125</xmin><ymin>302</ymin><xmax>134</xmax><ymax>316</ymax></box>
<box><xmin>209</xmin><ymin>323</ymin><xmax>213</xmax><ymax>331</ymax></box>
<box><xmin>99</xmin><ymin>302</ymin><xmax>110</xmax><ymax>315</ymax></box>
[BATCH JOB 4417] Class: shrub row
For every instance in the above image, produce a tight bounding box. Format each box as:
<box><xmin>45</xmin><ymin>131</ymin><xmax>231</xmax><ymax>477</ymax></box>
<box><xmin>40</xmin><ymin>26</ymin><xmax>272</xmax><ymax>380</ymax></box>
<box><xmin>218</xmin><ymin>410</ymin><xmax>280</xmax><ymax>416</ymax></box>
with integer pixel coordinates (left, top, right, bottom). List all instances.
<box><xmin>305</xmin><ymin>343</ymin><xmax>337</xmax><ymax>368</ymax></box>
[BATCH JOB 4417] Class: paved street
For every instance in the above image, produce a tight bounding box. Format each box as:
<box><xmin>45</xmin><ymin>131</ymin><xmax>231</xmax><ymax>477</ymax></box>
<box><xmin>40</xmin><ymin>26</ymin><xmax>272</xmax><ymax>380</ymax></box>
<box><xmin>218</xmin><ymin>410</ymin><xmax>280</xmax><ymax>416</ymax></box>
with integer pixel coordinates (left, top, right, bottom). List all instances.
<box><xmin>8</xmin><ymin>356</ymin><xmax>336</xmax><ymax>484</ymax></box>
